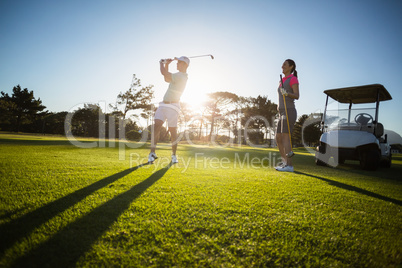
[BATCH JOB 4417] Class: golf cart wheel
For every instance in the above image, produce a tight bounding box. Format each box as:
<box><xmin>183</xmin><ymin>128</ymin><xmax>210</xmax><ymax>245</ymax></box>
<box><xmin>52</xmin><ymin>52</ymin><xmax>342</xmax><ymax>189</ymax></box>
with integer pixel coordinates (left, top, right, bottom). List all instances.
<box><xmin>337</xmin><ymin>156</ymin><xmax>345</xmax><ymax>165</ymax></box>
<box><xmin>360</xmin><ymin>150</ymin><xmax>380</xmax><ymax>171</ymax></box>
<box><xmin>381</xmin><ymin>159</ymin><xmax>392</xmax><ymax>168</ymax></box>
<box><xmin>315</xmin><ymin>145</ymin><xmax>329</xmax><ymax>166</ymax></box>
<box><xmin>380</xmin><ymin>153</ymin><xmax>392</xmax><ymax>168</ymax></box>
<box><xmin>315</xmin><ymin>156</ymin><xmax>327</xmax><ymax>166</ymax></box>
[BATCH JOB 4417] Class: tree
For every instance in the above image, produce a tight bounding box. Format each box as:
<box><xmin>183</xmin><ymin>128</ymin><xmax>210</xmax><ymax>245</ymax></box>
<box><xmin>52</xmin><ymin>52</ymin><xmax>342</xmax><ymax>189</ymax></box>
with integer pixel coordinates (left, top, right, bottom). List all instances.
<box><xmin>104</xmin><ymin>111</ymin><xmax>123</xmax><ymax>139</ymax></box>
<box><xmin>42</xmin><ymin>112</ymin><xmax>68</xmax><ymax>135</ymax></box>
<box><xmin>178</xmin><ymin>102</ymin><xmax>195</xmax><ymax>134</ymax></box>
<box><xmin>69</xmin><ymin>104</ymin><xmax>102</xmax><ymax>137</ymax></box>
<box><xmin>241</xmin><ymin>95</ymin><xmax>277</xmax><ymax>145</ymax></box>
<box><xmin>0</xmin><ymin>92</ymin><xmax>14</xmax><ymax>126</ymax></box>
<box><xmin>140</xmin><ymin>104</ymin><xmax>155</xmax><ymax>128</ymax></box>
<box><xmin>125</xmin><ymin>119</ymin><xmax>143</xmax><ymax>141</ymax></box>
<box><xmin>110</xmin><ymin>74</ymin><xmax>154</xmax><ymax>120</ymax></box>
<box><xmin>0</xmin><ymin>85</ymin><xmax>46</xmax><ymax>132</ymax></box>
<box><xmin>204</xmin><ymin>91</ymin><xmax>238</xmax><ymax>141</ymax></box>
<box><xmin>225</xmin><ymin>96</ymin><xmax>248</xmax><ymax>144</ymax></box>
<box><xmin>292</xmin><ymin>114</ymin><xmax>322</xmax><ymax>146</ymax></box>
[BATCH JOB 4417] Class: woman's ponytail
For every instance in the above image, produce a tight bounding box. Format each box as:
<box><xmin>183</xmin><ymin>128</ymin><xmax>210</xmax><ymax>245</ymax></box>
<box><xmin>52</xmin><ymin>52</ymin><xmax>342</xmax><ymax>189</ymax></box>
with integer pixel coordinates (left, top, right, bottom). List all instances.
<box><xmin>293</xmin><ymin>69</ymin><xmax>298</xmax><ymax>78</ymax></box>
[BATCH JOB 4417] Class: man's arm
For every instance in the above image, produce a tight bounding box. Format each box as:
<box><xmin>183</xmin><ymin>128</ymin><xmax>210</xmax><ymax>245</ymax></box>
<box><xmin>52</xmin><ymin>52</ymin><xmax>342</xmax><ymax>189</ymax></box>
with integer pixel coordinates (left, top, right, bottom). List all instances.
<box><xmin>160</xmin><ymin>59</ymin><xmax>173</xmax><ymax>83</ymax></box>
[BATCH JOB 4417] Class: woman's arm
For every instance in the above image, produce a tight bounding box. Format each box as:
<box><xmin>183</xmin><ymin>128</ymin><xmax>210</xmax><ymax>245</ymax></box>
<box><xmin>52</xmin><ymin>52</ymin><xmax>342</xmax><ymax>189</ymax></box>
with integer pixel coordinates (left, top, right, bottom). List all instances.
<box><xmin>288</xmin><ymin>84</ymin><xmax>299</xmax><ymax>100</ymax></box>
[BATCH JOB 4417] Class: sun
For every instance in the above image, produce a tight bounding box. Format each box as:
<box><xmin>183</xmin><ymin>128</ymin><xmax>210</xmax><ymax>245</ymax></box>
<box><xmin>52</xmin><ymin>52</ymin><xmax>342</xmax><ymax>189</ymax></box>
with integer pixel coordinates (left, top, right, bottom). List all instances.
<box><xmin>180</xmin><ymin>87</ymin><xmax>208</xmax><ymax>112</ymax></box>
<box><xmin>179</xmin><ymin>58</ymin><xmax>219</xmax><ymax>113</ymax></box>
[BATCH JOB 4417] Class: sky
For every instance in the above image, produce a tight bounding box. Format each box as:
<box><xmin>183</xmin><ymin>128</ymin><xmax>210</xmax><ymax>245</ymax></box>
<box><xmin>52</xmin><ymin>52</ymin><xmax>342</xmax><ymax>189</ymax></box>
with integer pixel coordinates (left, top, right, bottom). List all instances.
<box><xmin>1</xmin><ymin>0</ymin><xmax>402</xmax><ymax>136</ymax></box>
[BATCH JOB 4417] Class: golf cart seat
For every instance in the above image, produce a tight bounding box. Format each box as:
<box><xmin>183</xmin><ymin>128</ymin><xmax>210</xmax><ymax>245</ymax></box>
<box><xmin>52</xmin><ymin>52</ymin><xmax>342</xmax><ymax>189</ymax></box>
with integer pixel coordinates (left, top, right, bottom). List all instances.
<box><xmin>358</xmin><ymin>122</ymin><xmax>383</xmax><ymax>138</ymax></box>
<box><xmin>374</xmin><ymin>122</ymin><xmax>384</xmax><ymax>138</ymax></box>
<box><xmin>337</xmin><ymin>122</ymin><xmax>361</xmax><ymax>131</ymax></box>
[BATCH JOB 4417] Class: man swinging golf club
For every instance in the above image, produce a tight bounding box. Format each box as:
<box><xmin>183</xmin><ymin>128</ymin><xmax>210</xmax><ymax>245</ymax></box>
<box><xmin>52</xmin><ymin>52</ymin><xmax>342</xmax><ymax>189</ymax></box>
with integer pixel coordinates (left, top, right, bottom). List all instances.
<box><xmin>275</xmin><ymin>59</ymin><xmax>299</xmax><ymax>172</ymax></box>
<box><xmin>148</xmin><ymin>56</ymin><xmax>190</xmax><ymax>164</ymax></box>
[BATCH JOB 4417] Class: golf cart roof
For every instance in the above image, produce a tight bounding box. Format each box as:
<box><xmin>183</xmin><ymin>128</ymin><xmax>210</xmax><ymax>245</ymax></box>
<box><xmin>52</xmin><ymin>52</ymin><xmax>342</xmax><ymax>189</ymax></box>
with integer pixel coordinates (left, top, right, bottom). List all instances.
<box><xmin>324</xmin><ymin>84</ymin><xmax>392</xmax><ymax>104</ymax></box>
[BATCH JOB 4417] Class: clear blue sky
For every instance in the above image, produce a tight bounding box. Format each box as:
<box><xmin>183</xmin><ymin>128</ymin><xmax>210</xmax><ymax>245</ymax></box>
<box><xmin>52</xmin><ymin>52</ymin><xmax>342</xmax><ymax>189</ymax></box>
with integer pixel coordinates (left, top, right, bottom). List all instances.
<box><xmin>1</xmin><ymin>0</ymin><xmax>401</xmax><ymax>135</ymax></box>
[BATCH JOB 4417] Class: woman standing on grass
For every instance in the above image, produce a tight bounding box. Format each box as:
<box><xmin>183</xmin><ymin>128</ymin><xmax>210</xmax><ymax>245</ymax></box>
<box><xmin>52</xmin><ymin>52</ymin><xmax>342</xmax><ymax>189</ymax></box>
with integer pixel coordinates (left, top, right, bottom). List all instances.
<box><xmin>275</xmin><ymin>59</ymin><xmax>299</xmax><ymax>172</ymax></box>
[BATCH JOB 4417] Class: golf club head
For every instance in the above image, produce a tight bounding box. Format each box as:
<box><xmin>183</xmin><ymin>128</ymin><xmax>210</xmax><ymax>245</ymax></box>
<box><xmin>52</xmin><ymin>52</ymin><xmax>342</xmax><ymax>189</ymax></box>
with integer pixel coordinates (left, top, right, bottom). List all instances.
<box><xmin>210</xmin><ymin>55</ymin><xmax>214</xmax><ymax>59</ymax></box>
<box><xmin>286</xmin><ymin>151</ymin><xmax>295</xmax><ymax>158</ymax></box>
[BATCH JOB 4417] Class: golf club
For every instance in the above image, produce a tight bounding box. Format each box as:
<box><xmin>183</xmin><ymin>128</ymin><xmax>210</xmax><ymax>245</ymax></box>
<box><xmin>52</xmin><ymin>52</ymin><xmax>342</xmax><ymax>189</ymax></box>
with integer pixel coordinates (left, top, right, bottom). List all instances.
<box><xmin>280</xmin><ymin>74</ymin><xmax>295</xmax><ymax>158</ymax></box>
<box><xmin>160</xmin><ymin>55</ymin><xmax>214</xmax><ymax>64</ymax></box>
<box><xmin>188</xmin><ymin>54</ymin><xmax>214</xmax><ymax>59</ymax></box>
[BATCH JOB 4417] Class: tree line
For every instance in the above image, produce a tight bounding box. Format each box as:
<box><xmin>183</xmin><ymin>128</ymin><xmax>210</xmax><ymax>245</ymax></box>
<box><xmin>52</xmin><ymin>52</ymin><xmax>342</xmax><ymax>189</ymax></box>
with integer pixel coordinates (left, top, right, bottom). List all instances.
<box><xmin>0</xmin><ymin>74</ymin><xmax>321</xmax><ymax>146</ymax></box>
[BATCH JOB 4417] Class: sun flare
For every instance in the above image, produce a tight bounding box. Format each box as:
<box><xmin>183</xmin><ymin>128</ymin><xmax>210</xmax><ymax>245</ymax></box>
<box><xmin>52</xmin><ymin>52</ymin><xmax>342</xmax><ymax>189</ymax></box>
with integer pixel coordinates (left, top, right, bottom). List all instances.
<box><xmin>179</xmin><ymin>57</ymin><xmax>219</xmax><ymax>113</ymax></box>
<box><xmin>180</xmin><ymin>88</ymin><xmax>208</xmax><ymax>112</ymax></box>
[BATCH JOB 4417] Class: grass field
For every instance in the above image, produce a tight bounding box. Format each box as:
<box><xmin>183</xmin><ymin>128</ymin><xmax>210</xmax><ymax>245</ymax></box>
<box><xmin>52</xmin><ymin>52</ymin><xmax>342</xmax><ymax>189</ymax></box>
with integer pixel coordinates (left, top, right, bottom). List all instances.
<box><xmin>0</xmin><ymin>133</ymin><xmax>401</xmax><ymax>267</ymax></box>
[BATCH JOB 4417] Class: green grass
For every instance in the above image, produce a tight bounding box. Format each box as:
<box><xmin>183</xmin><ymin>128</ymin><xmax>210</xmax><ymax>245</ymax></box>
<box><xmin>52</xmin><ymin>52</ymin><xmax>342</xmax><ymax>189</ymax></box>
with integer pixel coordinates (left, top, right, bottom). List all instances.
<box><xmin>0</xmin><ymin>133</ymin><xmax>401</xmax><ymax>267</ymax></box>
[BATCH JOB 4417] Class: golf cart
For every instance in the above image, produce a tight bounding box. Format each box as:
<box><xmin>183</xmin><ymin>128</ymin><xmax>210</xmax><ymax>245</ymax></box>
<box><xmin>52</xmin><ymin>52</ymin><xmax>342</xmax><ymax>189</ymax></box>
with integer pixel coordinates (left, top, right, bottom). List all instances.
<box><xmin>315</xmin><ymin>84</ymin><xmax>392</xmax><ymax>170</ymax></box>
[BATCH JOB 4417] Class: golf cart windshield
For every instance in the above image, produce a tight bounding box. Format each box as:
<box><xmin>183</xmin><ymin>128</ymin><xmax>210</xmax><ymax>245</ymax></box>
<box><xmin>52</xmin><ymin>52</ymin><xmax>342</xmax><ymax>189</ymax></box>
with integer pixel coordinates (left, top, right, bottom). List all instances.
<box><xmin>322</xmin><ymin>84</ymin><xmax>392</xmax><ymax>132</ymax></box>
<box><xmin>324</xmin><ymin>106</ymin><xmax>376</xmax><ymax>131</ymax></box>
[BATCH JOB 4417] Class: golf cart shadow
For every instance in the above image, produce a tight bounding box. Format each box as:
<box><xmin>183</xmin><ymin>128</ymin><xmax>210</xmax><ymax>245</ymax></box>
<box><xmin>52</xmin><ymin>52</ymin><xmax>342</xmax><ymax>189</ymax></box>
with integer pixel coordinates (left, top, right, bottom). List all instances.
<box><xmin>294</xmin><ymin>171</ymin><xmax>402</xmax><ymax>206</ymax></box>
<box><xmin>320</xmin><ymin>157</ymin><xmax>402</xmax><ymax>182</ymax></box>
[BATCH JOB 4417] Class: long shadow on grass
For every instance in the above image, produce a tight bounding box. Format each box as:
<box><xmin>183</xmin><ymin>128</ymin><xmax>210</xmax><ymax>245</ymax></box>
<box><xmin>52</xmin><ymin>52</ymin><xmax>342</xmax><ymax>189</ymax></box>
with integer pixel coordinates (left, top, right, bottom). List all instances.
<box><xmin>11</xmin><ymin>162</ymin><xmax>173</xmax><ymax>268</ymax></box>
<box><xmin>295</xmin><ymin>171</ymin><xmax>402</xmax><ymax>206</ymax></box>
<box><xmin>0</xmin><ymin>163</ymin><xmax>149</xmax><ymax>257</ymax></box>
<box><xmin>0</xmin><ymin>138</ymin><xmax>80</xmax><ymax>146</ymax></box>
<box><xmin>337</xmin><ymin>162</ymin><xmax>402</xmax><ymax>182</ymax></box>
<box><xmin>0</xmin><ymin>138</ymin><xmax>147</xmax><ymax>148</ymax></box>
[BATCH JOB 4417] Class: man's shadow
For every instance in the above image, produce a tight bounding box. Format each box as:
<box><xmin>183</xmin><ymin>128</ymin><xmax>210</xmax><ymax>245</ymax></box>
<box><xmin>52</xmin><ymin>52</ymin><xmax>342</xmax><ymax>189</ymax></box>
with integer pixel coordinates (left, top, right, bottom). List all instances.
<box><xmin>11</xmin><ymin>162</ymin><xmax>173</xmax><ymax>267</ymax></box>
<box><xmin>0</xmin><ymin>164</ymin><xmax>149</xmax><ymax>256</ymax></box>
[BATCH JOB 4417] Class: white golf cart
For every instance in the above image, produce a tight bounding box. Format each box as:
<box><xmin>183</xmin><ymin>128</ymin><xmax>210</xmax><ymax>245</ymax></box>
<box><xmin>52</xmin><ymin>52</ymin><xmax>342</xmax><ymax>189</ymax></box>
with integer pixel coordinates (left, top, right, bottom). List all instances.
<box><xmin>315</xmin><ymin>84</ymin><xmax>392</xmax><ymax>170</ymax></box>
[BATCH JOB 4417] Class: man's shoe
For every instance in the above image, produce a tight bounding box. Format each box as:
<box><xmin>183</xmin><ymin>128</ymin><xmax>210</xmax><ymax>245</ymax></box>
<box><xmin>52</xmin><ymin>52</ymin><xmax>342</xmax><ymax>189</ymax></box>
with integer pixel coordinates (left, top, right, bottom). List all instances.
<box><xmin>172</xmin><ymin>155</ymin><xmax>179</xmax><ymax>164</ymax></box>
<box><xmin>148</xmin><ymin>153</ymin><xmax>158</xmax><ymax>163</ymax></box>
<box><xmin>276</xmin><ymin>165</ymin><xmax>294</xmax><ymax>172</ymax></box>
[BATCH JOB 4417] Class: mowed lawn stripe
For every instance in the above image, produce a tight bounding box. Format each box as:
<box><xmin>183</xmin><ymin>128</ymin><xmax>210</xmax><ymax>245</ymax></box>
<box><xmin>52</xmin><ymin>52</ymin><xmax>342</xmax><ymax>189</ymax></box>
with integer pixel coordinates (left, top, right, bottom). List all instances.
<box><xmin>0</xmin><ymin>134</ymin><xmax>401</xmax><ymax>267</ymax></box>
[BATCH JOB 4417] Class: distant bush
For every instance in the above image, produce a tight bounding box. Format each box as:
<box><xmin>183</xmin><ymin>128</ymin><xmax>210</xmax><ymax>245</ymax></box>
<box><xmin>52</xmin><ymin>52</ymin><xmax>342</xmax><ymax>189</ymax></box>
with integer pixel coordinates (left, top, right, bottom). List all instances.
<box><xmin>126</xmin><ymin>130</ymin><xmax>142</xmax><ymax>141</ymax></box>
